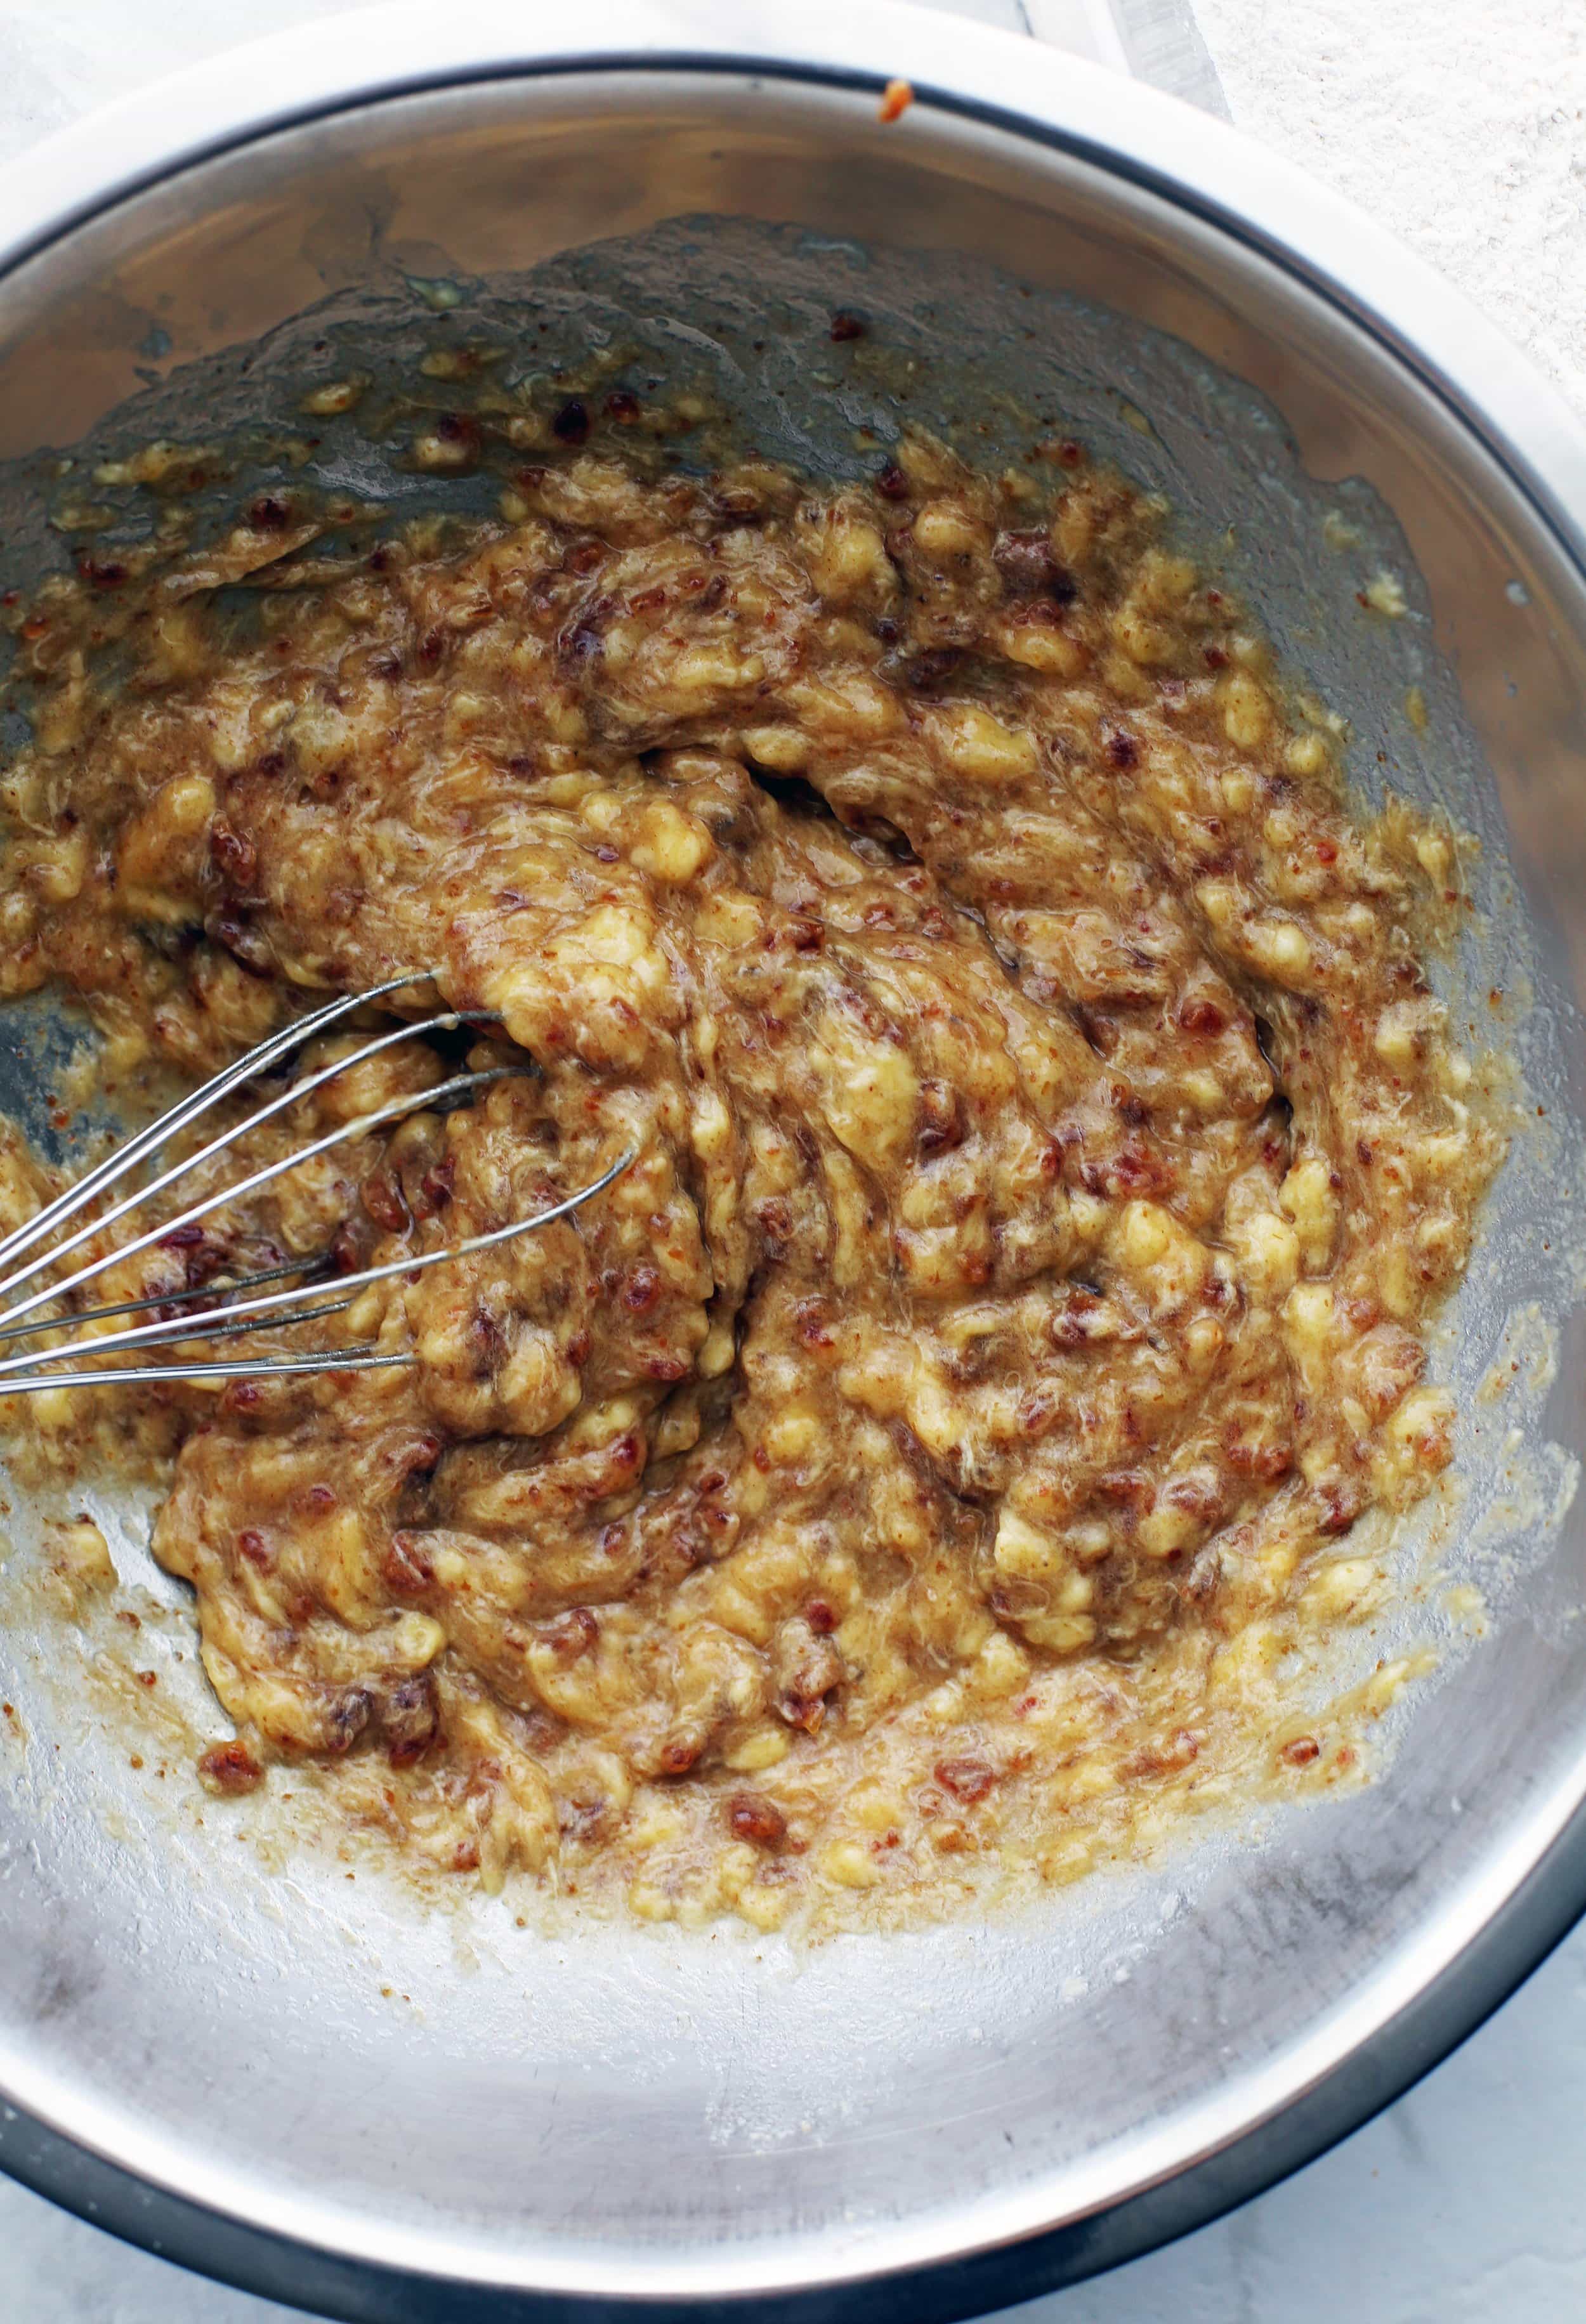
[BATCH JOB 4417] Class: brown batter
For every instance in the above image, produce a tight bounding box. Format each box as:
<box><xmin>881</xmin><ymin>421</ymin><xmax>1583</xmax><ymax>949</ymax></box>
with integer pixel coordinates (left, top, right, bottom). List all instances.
<box><xmin>0</xmin><ymin>412</ymin><xmax>1501</xmax><ymax>1926</ymax></box>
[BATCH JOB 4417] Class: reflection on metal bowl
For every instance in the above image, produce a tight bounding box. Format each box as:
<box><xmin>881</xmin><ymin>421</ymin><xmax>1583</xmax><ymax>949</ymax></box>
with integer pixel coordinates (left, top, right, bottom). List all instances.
<box><xmin>0</xmin><ymin>5</ymin><xmax>1583</xmax><ymax>2318</ymax></box>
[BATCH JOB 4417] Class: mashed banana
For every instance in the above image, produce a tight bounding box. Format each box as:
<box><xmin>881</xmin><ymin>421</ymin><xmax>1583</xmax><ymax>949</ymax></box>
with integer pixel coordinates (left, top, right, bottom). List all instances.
<box><xmin>0</xmin><ymin>414</ymin><xmax>1501</xmax><ymax>1926</ymax></box>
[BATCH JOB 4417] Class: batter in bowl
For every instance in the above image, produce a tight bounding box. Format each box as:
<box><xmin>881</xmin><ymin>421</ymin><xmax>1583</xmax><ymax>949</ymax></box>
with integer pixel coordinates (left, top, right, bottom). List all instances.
<box><xmin>0</xmin><ymin>401</ymin><xmax>1501</xmax><ymax>1926</ymax></box>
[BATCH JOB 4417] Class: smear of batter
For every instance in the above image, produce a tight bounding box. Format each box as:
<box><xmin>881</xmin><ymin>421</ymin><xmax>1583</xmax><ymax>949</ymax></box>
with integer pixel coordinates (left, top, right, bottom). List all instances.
<box><xmin>0</xmin><ymin>408</ymin><xmax>1502</xmax><ymax>1926</ymax></box>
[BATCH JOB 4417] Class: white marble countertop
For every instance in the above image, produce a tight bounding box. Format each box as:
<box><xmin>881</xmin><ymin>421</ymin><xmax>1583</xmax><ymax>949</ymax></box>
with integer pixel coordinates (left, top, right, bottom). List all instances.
<box><xmin>4</xmin><ymin>3</ymin><xmax>1586</xmax><ymax>2318</ymax></box>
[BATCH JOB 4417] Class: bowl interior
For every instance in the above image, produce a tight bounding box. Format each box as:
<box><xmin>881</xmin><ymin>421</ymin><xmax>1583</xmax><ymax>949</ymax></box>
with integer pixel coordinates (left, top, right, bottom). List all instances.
<box><xmin>0</xmin><ymin>65</ymin><xmax>1583</xmax><ymax>2316</ymax></box>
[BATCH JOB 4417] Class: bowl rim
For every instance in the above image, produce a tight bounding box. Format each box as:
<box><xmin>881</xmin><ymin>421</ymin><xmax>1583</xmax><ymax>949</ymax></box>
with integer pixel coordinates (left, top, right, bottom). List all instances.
<box><xmin>1</xmin><ymin>5</ymin><xmax>1585</xmax><ymax>2315</ymax></box>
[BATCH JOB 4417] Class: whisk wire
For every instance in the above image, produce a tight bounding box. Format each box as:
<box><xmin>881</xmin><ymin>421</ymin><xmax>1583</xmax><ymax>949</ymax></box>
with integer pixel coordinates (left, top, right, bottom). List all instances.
<box><xmin>0</xmin><ymin>1252</ymin><xmax>336</xmax><ymax>1343</ymax></box>
<box><xmin>0</xmin><ymin>968</ymin><xmax>436</xmax><ymax>1283</ymax></box>
<box><xmin>0</xmin><ymin>1352</ymin><xmax>411</xmax><ymax>1398</ymax></box>
<box><xmin>0</xmin><ymin>1146</ymin><xmax>634</xmax><ymax>1384</ymax></box>
<box><xmin>0</xmin><ymin>975</ymin><xmax>637</xmax><ymax>1395</ymax></box>
<box><xmin>0</xmin><ymin>1062</ymin><xmax>525</xmax><ymax>1338</ymax></box>
<box><xmin>110</xmin><ymin>1295</ymin><xmax>358</xmax><ymax>1356</ymax></box>
<box><xmin>0</xmin><ymin>1005</ymin><xmax>495</xmax><ymax>1322</ymax></box>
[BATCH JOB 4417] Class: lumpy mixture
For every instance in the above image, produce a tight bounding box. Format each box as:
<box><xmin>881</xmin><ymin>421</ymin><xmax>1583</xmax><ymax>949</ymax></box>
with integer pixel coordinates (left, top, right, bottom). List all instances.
<box><xmin>0</xmin><ymin>413</ymin><xmax>1502</xmax><ymax>1925</ymax></box>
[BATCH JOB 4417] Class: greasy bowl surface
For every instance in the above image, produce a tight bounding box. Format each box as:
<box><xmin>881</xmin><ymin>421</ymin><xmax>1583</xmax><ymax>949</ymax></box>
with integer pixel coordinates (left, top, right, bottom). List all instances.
<box><xmin>1</xmin><ymin>8</ymin><xmax>1586</xmax><ymax>2319</ymax></box>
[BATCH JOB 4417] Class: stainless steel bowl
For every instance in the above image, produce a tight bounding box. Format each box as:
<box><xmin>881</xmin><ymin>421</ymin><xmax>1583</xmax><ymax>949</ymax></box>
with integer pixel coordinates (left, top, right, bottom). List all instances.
<box><xmin>2</xmin><ymin>6</ymin><xmax>1585</xmax><ymax>2317</ymax></box>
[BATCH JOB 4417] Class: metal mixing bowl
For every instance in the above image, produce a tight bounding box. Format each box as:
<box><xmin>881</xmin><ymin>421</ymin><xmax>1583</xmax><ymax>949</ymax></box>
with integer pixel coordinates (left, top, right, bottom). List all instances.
<box><xmin>1</xmin><ymin>6</ymin><xmax>1585</xmax><ymax>2318</ymax></box>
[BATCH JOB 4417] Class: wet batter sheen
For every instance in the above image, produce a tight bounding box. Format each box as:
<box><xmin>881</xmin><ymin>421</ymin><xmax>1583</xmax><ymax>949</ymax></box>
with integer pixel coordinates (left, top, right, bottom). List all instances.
<box><xmin>0</xmin><ymin>415</ymin><xmax>1501</xmax><ymax>1925</ymax></box>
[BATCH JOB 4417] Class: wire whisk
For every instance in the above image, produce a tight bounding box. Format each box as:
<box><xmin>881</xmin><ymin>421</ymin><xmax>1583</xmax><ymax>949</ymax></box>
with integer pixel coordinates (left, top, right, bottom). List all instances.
<box><xmin>0</xmin><ymin>970</ymin><xmax>633</xmax><ymax>1397</ymax></box>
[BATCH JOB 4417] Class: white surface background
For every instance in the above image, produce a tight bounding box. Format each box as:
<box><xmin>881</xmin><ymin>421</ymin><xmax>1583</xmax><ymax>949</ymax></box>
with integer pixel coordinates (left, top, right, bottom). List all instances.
<box><xmin>3</xmin><ymin>3</ymin><xmax>1586</xmax><ymax>2318</ymax></box>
